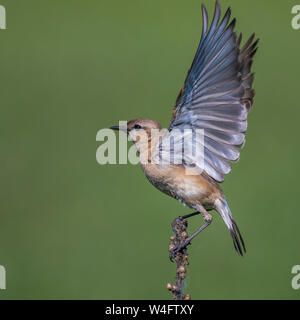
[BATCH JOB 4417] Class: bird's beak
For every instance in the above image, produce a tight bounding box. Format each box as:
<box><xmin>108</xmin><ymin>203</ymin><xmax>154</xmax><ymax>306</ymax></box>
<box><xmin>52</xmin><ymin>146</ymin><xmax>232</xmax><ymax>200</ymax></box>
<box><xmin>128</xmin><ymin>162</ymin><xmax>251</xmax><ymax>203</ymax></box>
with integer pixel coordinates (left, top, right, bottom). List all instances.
<box><xmin>110</xmin><ymin>125</ymin><xmax>128</xmax><ymax>133</ymax></box>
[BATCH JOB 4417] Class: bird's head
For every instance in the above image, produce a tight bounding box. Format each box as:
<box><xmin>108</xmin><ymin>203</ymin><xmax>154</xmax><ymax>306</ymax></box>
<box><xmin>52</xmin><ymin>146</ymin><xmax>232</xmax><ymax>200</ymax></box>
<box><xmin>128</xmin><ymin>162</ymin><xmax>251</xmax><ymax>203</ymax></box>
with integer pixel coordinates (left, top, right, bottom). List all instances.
<box><xmin>111</xmin><ymin>118</ymin><xmax>162</xmax><ymax>143</ymax></box>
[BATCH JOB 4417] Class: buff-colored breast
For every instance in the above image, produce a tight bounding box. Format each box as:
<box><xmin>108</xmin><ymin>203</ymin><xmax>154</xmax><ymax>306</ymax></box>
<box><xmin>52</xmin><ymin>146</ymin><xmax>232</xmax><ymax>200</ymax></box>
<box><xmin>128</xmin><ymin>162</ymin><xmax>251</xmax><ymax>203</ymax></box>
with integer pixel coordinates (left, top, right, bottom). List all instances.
<box><xmin>141</xmin><ymin>163</ymin><xmax>223</xmax><ymax>210</ymax></box>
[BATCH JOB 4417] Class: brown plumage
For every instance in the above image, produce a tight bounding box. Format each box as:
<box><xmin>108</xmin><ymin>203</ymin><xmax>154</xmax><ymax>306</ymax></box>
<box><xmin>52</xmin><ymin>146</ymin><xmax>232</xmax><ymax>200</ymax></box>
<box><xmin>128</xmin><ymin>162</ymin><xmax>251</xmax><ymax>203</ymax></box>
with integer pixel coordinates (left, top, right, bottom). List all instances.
<box><xmin>111</xmin><ymin>1</ymin><xmax>258</xmax><ymax>257</ymax></box>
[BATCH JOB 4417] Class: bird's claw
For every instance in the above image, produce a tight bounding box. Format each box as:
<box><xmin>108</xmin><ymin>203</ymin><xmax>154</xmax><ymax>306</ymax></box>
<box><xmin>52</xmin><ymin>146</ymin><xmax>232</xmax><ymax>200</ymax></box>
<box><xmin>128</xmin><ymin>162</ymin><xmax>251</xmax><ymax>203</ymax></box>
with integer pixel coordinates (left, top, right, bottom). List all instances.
<box><xmin>169</xmin><ymin>241</ymin><xmax>190</xmax><ymax>262</ymax></box>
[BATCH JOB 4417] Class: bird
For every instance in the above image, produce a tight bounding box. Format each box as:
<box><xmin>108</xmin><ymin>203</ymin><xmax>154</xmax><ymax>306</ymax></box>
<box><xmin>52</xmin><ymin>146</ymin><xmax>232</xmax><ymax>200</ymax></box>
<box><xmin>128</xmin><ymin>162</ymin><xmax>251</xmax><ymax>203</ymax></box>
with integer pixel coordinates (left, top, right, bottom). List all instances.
<box><xmin>110</xmin><ymin>1</ymin><xmax>258</xmax><ymax>258</ymax></box>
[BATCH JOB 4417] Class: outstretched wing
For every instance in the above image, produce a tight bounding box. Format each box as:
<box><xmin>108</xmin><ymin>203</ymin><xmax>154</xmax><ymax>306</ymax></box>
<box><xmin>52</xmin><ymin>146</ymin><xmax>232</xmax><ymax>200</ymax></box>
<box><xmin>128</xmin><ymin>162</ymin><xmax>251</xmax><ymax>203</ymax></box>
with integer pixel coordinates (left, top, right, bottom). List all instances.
<box><xmin>159</xmin><ymin>1</ymin><xmax>258</xmax><ymax>182</ymax></box>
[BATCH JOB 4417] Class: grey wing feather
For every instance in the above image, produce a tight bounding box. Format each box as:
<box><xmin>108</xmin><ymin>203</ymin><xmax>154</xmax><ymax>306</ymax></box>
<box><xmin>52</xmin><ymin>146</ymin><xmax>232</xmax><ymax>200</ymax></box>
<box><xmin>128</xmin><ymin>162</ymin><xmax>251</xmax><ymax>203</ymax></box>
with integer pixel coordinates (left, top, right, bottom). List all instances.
<box><xmin>166</xmin><ymin>1</ymin><xmax>258</xmax><ymax>182</ymax></box>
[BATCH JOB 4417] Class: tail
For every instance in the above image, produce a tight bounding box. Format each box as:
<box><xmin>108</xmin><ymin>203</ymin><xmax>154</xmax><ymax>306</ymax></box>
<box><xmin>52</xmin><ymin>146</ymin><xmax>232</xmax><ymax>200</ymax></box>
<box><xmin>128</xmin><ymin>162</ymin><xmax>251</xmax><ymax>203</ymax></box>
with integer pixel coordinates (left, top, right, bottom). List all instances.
<box><xmin>215</xmin><ymin>198</ymin><xmax>246</xmax><ymax>256</ymax></box>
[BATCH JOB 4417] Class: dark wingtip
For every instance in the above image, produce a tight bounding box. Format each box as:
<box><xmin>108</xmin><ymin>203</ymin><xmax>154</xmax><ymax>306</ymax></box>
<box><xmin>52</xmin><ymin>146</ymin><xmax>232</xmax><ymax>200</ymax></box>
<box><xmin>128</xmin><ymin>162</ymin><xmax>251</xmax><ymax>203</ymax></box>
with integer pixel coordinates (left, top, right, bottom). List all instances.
<box><xmin>230</xmin><ymin>17</ymin><xmax>237</xmax><ymax>28</ymax></box>
<box><xmin>201</xmin><ymin>4</ymin><xmax>208</xmax><ymax>38</ymax></box>
<box><xmin>223</xmin><ymin>5</ymin><xmax>231</xmax><ymax>18</ymax></box>
<box><xmin>201</xmin><ymin>3</ymin><xmax>207</xmax><ymax>12</ymax></box>
<box><xmin>226</xmin><ymin>17</ymin><xmax>236</xmax><ymax>32</ymax></box>
<box><xmin>237</xmin><ymin>33</ymin><xmax>242</xmax><ymax>45</ymax></box>
<box><xmin>250</xmin><ymin>47</ymin><xmax>258</xmax><ymax>58</ymax></box>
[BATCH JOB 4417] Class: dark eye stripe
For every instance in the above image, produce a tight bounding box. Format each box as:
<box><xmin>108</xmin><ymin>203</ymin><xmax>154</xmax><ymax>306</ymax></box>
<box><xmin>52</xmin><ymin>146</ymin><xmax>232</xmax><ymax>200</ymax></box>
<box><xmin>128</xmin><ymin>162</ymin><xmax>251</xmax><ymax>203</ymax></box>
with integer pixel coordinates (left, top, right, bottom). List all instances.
<box><xmin>134</xmin><ymin>124</ymin><xmax>142</xmax><ymax>129</ymax></box>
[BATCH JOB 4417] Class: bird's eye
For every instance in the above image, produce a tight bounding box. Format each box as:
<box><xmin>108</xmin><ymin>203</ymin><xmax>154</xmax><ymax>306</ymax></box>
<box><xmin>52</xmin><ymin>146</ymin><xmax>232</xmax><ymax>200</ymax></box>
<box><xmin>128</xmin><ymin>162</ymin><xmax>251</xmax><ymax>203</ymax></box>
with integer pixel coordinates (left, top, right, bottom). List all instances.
<box><xmin>134</xmin><ymin>124</ymin><xmax>142</xmax><ymax>129</ymax></box>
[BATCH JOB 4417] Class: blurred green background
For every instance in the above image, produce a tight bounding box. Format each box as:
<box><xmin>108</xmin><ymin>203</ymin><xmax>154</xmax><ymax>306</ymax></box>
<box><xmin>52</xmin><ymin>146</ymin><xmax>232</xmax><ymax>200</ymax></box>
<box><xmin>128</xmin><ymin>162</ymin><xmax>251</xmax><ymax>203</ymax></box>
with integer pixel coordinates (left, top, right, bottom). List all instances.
<box><xmin>0</xmin><ymin>0</ymin><xmax>299</xmax><ymax>299</ymax></box>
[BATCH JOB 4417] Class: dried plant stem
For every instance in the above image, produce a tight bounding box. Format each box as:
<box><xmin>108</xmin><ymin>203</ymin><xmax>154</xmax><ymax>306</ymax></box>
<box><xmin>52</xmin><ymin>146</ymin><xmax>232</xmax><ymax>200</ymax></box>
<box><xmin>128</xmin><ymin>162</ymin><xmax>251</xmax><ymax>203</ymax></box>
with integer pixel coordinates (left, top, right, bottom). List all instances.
<box><xmin>167</xmin><ymin>217</ymin><xmax>191</xmax><ymax>300</ymax></box>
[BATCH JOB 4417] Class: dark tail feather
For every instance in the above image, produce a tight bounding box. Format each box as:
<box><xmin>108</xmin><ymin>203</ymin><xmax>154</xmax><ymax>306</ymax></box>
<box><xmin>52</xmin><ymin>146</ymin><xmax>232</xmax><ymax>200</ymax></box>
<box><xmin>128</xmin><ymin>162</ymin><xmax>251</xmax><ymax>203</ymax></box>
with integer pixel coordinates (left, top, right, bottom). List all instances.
<box><xmin>230</xmin><ymin>216</ymin><xmax>246</xmax><ymax>256</ymax></box>
<box><xmin>215</xmin><ymin>198</ymin><xmax>246</xmax><ymax>256</ymax></box>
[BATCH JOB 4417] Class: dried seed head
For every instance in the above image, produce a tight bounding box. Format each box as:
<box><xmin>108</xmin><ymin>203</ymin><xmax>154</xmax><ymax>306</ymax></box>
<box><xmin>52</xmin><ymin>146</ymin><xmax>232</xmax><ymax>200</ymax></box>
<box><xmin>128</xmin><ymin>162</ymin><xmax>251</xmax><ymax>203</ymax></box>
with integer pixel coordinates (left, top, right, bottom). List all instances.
<box><xmin>166</xmin><ymin>283</ymin><xmax>172</xmax><ymax>291</ymax></box>
<box><xmin>182</xmin><ymin>231</ymin><xmax>188</xmax><ymax>239</ymax></box>
<box><xmin>178</xmin><ymin>266</ymin><xmax>186</xmax><ymax>273</ymax></box>
<box><xmin>170</xmin><ymin>235</ymin><xmax>175</xmax><ymax>241</ymax></box>
<box><xmin>168</xmin><ymin>244</ymin><xmax>175</xmax><ymax>251</ymax></box>
<box><xmin>184</xmin><ymin>294</ymin><xmax>191</xmax><ymax>300</ymax></box>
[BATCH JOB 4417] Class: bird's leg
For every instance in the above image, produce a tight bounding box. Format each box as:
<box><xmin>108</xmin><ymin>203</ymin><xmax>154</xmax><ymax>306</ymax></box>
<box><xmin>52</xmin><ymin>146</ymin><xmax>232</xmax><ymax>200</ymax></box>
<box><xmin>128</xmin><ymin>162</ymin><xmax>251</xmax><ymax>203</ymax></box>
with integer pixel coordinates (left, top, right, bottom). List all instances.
<box><xmin>181</xmin><ymin>211</ymin><xmax>200</xmax><ymax>220</ymax></box>
<box><xmin>170</xmin><ymin>205</ymin><xmax>212</xmax><ymax>260</ymax></box>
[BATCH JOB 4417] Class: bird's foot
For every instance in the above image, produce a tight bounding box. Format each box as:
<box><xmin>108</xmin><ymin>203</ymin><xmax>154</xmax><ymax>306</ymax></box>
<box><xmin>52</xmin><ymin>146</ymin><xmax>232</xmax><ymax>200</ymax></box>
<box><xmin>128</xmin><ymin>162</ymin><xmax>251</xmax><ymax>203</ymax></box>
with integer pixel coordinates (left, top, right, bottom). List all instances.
<box><xmin>169</xmin><ymin>241</ymin><xmax>191</xmax><ymax>262</ymax></box>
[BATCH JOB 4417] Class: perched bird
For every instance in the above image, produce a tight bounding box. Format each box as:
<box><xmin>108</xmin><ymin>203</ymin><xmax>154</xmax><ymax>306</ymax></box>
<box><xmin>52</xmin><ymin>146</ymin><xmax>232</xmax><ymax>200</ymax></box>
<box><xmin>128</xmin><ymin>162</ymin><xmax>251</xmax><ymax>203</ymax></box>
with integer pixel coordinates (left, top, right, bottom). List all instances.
<box><xmin>111</xmin><ymin>1</ymin><xmax>258</xmax><ymax>257</ymax></box>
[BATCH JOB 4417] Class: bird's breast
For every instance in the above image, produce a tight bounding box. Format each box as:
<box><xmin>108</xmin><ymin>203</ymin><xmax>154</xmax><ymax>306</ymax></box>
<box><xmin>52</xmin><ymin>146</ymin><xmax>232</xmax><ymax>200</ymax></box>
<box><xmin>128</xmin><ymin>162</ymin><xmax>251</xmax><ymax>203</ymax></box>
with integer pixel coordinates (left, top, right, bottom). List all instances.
<box><xmin>142</xmin><ymin>163</ymin><xmax>222</xmax><ymax>209</ymax></box>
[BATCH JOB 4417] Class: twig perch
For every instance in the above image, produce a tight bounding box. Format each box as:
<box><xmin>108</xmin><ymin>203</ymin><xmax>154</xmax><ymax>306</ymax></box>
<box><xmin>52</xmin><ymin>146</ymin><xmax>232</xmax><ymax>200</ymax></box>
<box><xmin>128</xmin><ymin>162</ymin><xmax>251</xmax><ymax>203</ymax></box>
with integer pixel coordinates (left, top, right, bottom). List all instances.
<box><xmin>167</xmin><ymin>217</ymin><xmax>191</xmax><ymax>300</ymax></box>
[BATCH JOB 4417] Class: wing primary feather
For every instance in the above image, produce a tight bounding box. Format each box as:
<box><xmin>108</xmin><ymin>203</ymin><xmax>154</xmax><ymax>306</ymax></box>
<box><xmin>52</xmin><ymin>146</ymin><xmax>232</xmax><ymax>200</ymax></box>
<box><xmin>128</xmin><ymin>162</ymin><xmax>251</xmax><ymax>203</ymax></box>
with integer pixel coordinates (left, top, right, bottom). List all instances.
<box><xmin>236</xmin><ymin>33</ymin><xmax>242</xmax><ymax>47</ymax></box>
<box><xmin>201</xmin><ymin>4</ymin><xmax>208</xmax><ymax>40</ymax></box>
<box><xmin>164</xmin><ymin>2</ymin><xmax>258</xmax><ymax>182</ymax></box>
<box><xmin>240</xmin><ymin>33</ymin><xmax>255</xmax><ymax>54</ymax></box>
